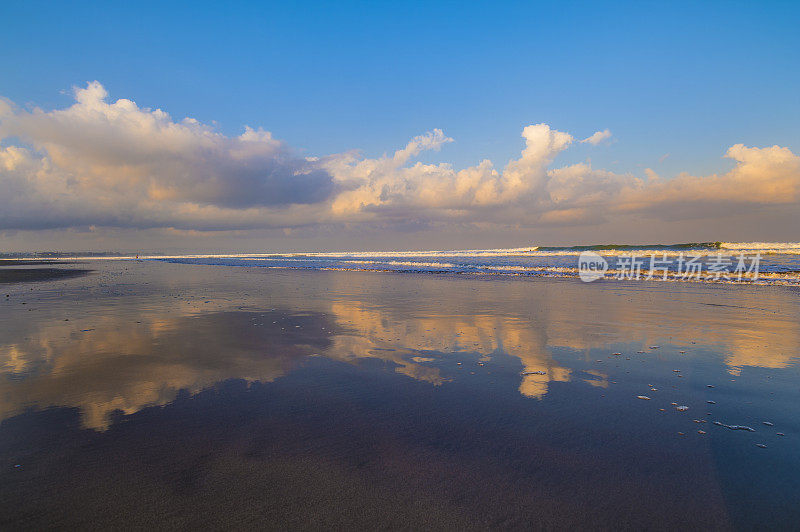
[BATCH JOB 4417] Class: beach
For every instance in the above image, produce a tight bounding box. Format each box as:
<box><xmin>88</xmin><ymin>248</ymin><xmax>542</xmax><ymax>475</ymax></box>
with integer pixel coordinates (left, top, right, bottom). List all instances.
<box><xmin>4</xmin><ymin>1</ymin><xmax>799</xmax><ymax>528</ymax></box>
<box><xmin>1</xmin><ymin>259</ymin><xmax>799</xmax><ymax>529</ymax></box>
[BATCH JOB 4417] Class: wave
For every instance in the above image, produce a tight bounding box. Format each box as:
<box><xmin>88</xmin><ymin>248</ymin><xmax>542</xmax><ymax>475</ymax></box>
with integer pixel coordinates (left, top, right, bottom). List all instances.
<box><xmin>534</xmin><ymin>242</ymin><xmax>800</xmax><ymax>254</ymax></box>
<box><xmin>157</xmin><ymin>253</ymin><xmax>800</xmax><ymax>286</ymax></box>
<box><xmin>719</xmin><ymin>242</ymin><xmax>800</xmax><ymax>253</ymax></box>
<box><xmin>265</xmin><ymin>264</ymin><xmax>800</xmax><ymax>285</ymax></box>
<box><xmin>9</xmin><ymin>245</ymin><xmax>793</xmax><ymax>285</ymax></box>
<box><xmin>4</xmin><ymin>242</ymin><xmax>800</xmax><ymax>262</ymax></box>
<box><xmin>535</xmin><ymin>242</ymin><xmax>723</xmax><ymax>252</ymax></box>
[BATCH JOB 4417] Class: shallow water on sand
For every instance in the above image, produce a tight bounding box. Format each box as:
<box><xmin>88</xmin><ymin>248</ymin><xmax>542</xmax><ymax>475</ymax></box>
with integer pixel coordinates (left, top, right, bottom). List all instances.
<box><xmin>1</xmin><ymin>260</ymin><xmax>799</xmax><ymax>529</ymax></box>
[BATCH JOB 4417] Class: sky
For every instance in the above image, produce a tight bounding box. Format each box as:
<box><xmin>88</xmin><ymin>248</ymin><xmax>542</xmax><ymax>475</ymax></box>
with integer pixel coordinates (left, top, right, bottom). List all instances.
<box><xmin>1</xmin><ymin>0</ymin><xmax>799</xmax><ymax>252</ymax></box>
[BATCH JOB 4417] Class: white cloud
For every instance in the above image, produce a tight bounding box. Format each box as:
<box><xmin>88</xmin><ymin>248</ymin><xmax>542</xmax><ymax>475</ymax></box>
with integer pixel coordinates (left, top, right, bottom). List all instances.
<box><xmin>581</xmin><ymin>129</ymin><xmax>612</xmax><ymax>145</ymax></box>
<box><xmin>0</xmin><ymin>82</ymin><xmax>333</xmax><ymax>217</ymax></box>
<box><xmin>615</xmin><ymin>144</ymin><xmax>800</xmax><ymax>214</ymax></box>
<box><xmin>1</xmin><ymin>82</ymin><xmax>799</xmax><ymax>240</ymax></box>
<box><xmin>325</xmin><ymin>123</ymin><xmax>574</xmax><ymax>221</ymax></box>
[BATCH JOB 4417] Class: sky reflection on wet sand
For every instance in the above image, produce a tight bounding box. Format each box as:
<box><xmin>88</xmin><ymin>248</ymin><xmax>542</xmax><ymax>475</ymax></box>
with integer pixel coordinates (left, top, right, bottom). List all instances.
<box><xmin>1</xmin><ymin>261</ymin><xmax>799</xmax><ymax>528</ymax></box>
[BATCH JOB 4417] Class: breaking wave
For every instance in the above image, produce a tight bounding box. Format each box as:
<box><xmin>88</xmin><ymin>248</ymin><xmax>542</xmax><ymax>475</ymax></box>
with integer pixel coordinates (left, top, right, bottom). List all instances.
<box><xmin>5</xmin><ymin>242</ymin><xmax>799</xmax><ymax>285</ymax></box>
<box><xmin>151</xmin><ymin>243</ymin><xmax>800</xmax><ymax>286</ymax></box>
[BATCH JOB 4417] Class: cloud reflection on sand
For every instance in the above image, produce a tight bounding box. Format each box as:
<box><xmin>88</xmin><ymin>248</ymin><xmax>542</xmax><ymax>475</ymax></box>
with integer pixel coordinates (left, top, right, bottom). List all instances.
<box><xmin>0</xmin><ymin>261</ymin><xmax>798</xmax><ymax>430</ymax></box>
<box><xmin>0</xmin><ymin>309</ymin><xmax>335</xmax><ymax>429</ymax></box>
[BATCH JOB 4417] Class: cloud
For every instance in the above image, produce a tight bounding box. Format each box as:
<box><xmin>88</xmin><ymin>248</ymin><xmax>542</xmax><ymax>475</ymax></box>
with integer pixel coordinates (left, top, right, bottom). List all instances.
<box><xmin>325</xmin><ymin>128</ymin><xmax>800</xmax><ymax>227</ymax></box>
<box><xmin>581</xmin><ymin>129</ymin><xmax>613</xmax><ymax>145</ymax></box>
<box><xmin>1</xmin><ymin>82</ymin><xmax>799</xmax><ymax>240</ymax></box>
<box><xmin>0</xmin><ymin>82</ymin><xmax>334</xmax><ymax>230</ymax></box>
<box><xmin>325</xmin><ymin>123</ymin><xmax>574</xmax><ymax>222</ymax></box>
<box><xmin>606</xmin><ymin>144</ymin><xmax>800</xmax><ymax>222</ymax></box>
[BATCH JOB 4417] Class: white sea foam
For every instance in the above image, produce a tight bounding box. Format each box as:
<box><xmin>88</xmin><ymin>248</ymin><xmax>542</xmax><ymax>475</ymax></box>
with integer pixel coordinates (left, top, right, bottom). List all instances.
<box><xmin>12</xmin><ymin>241</ymin><xmax>800</xmax><ymax>261</ymax></box>
<box><xmin>9</xmin><ymin>242</ymin><xmax>800</xmax><ymax>286</ymax></box>
<box><xmin>720</xmin><ymin>242</ymin><xmax>800</xmax><ymax>253</ymax></box>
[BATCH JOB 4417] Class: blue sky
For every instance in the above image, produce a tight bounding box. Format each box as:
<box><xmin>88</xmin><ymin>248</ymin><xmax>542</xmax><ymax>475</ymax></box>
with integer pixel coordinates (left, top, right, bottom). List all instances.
<box><xmin>4</xmin><ymin>1</ymin><xmax>798</xmax><ymax>170</ymax></box>
<box><xmin>1</xmin><ymin>1</ymin><xmax>799</xmax><ymax>250</ymax></box>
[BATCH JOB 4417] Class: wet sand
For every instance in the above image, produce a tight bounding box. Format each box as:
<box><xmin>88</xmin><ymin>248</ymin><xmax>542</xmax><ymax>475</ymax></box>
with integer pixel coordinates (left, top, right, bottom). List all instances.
<box><xmin>0</xmin><ymin>260</ymin><xmax>798</xmax><ymax>529</ymax></box>
<box><xmin>0</xmin><ymin>260</ymin><xmax>90</xmax><ymax>284</ymax></box>
<box><xmin>0</xmin><ymin>268</ymin><xmax>91</xmax><ymax>284</ymax></box>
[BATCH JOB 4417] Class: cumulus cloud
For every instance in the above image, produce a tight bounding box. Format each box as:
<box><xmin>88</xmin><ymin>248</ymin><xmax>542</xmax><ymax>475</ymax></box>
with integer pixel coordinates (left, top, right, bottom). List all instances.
<box><xmin>581</xmin><ymin>129</ymin><xmax>613</xmax><ymax>145</ymax></box>
<box><xmin>599</xmin><ymin>144</ymin><xmax>800</xmax><ymax>223</ymax></box>
<box><xmin>0</xmin><ymin>82</ymin><xmax>334</xmax><ymax>230</ymax></box>
<box><xmin>325</xmin><ymin>124</ymin><xmax>574</xmax><ymax>222</ymax></box>
<box><xmin>325</xmin><ymin>126</ymin><xmax>800</xmax><ymax>227</ymax></box>
<box><xmin>1</xmin><ymin>82</ymin><xmax>799</xmax><ymax>238</ymax></box>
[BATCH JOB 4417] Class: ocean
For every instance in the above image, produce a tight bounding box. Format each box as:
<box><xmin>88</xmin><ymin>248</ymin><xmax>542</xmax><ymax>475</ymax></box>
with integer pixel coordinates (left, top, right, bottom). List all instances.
<box><xmin>122</xmin><ymin>241</ymin><xmax>800</xmax><ymax>284</ymax></box>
